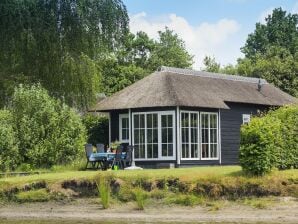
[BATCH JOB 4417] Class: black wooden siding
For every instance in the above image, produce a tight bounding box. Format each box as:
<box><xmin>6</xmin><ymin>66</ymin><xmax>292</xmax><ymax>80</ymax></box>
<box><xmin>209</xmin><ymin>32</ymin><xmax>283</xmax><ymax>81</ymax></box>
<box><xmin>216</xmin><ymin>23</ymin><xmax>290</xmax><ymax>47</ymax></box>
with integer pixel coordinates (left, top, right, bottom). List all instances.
<box><xmin>220</xmin><ymin>102</ymin><xmax>269</xmax><ymax>164</ymax></box>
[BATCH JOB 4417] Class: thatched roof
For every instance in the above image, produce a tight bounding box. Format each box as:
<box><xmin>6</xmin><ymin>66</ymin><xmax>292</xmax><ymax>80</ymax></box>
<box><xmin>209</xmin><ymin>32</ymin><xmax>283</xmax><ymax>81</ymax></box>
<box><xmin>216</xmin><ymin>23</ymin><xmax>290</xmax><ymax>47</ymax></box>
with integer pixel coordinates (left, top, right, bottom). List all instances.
<box><xmin>91</xmin><ymin>66</ymin><xmax>297</xmax><ymax>111</ymax></box>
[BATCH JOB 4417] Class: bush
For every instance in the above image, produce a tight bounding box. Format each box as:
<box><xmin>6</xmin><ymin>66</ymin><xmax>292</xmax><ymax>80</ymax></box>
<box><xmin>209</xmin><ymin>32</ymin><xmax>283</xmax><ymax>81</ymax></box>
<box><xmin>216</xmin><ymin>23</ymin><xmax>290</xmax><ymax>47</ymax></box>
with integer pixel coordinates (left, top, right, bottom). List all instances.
<box><xmin>16</xmin><ymin>189</ymin><xmax>50</xmax><ymax>202</ymax></box>
<box><xmin>0</xmin><ymin>110</ymin><xmax>20</xmax><ymax>171</ymax></box>
<box><xmin>82</xmin><ymin>114</ymin><xmax>109</xmax><ymax>145</ymax></box>
<box><xmin>240</xmin><ymin>105</ymin><xmax>298</xmax><ymax>175</ymax></box>
<box><xmin>10</xmin><ymin>84</ymin><xmax>87</xmax><ymax>168</ymax></box>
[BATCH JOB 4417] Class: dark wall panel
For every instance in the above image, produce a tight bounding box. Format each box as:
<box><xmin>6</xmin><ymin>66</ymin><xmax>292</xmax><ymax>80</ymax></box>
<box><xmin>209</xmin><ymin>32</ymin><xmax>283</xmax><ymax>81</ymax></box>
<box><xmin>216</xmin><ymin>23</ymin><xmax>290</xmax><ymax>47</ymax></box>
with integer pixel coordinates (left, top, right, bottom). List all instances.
<box><xmin>220</xmin><ymin>103</ymin><xmax>269</xmax><ymax>164</ymax></box>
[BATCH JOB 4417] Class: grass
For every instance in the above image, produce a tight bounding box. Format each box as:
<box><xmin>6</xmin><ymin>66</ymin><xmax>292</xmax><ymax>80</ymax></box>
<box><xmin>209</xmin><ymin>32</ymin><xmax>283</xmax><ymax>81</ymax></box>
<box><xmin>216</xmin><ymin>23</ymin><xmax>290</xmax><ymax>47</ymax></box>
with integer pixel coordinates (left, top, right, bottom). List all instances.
<box><xmin>97</xmin><ymin>176</ymin><xmax>110</xmax><ymax>209</ymax></box>
<box><xmin>16</xmin><ymin>189</ymin><xmax>50</xmax><ymax>202</ymax></box>
<box><xmin>133</xmin><ymin>188</ymin><xmax>147</xmax><ymax>210</ymax></box>
<box><xmin>0</xmin><ymin>166</ymin><xmax>297</xmax><ymax>208</ymax></box>
<box><xmin>242</xmin><ymin>197</ymin><xmax>275</xmax><ymax>209</ymax></box>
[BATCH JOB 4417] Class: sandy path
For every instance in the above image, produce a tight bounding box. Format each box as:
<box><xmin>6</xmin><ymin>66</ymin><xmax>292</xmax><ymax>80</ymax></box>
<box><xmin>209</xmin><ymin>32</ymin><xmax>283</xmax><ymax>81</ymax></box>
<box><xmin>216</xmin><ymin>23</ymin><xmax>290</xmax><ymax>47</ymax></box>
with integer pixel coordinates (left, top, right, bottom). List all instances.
<box><xmin>0</xmin><ymin>198</ymin><xmax>297</xmax><ymax>223</ymax></box>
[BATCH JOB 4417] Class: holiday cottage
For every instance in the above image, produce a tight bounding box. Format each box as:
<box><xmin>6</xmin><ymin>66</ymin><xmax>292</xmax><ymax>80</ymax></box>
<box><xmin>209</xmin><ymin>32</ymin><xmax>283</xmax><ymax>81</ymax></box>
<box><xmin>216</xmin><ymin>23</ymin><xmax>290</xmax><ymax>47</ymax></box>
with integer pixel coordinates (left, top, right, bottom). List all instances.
<box><xmin>91</xmin><ymin>66</ymin><xmax>296</xmax><ymax>167</ymax></box>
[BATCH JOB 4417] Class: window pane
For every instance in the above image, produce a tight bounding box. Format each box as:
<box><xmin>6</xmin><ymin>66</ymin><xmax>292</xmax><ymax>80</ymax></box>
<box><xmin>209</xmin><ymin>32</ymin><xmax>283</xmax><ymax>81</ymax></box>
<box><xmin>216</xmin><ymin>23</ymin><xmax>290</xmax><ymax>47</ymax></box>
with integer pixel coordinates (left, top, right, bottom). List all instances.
<box><xmin>210</xmin><ymin>114</ymin><xmax>217</xmax><ymax>128</ymax></box>
<box><xmin>152</xmin><ymin>114</ymin><xmax>158</xmax><ymax>127</ymax></box>
<box><xmin>191</xmin><ymin>144</ymin><xmax>198</xmax><ymax>158</ymax></box>
<box><xmin>168</xmin><ymin>128</ymin><xmax>173</xmax><ymax>143</ymax></box>
<box><xmin>153</xmin><ymin>129</ymin><xmax>158</xmax><ymax>143</ymax></box>
<box><xmin>202</xmin><ymin>144</ymin><xmax>209</xmax><ymax>158</ymax></box>
<box><xmin>162</xmin><ymin>144</ymin><xmax>167</xmax><ymax>157</ymax></box>
<box><xmin>168</xmin><ymin>144</ymin><xmax>173</xmax><ymax>156</ymax></box>
<box><xmin>147</xmin><ymin>129</ymin><xmax>152</xmax><ymax>143</ymax></box>
<box><xmin>181</xmin><ymin>113</ymin><xmax>189</xmax><ymax>127</ymax></box>
<box><xmin>190</xmin><ymin>113</ymin><xmax>198</xmax><ymax>127</ymax></box>
<box><xmin>133</xmin><ymin>115</ymin><xmax>138</xmax><ymax>128</ymax></box>
<box><xmin>210</xmin><ymin>144</ymin><xmax>217</xmax><ymax>158</ymax></box>
<box><xmin>210</xmin><ymin>129</ymin><xmax>217</xmax><ymax>143</ymax></box>
<box><xmin>153</xmin><ymin>144</ymin><xmax>158</xmax><ymax>158</ymax></box>
<box><xmin>134</xmin><ymin>130</ymin><xmax>139</xmax><ymax>143</ymax></box>
<box><xmin>162</xmin><ymin>115</ymin><xmax>167</xmax><ymax>127</ymax></box>
<box><xmin>202</xmin><ymin>129</ymin><xmax>209</xmax><ymax>143</ymax></box>
<box><xmin>162</xmin><ymin>128</ymin><xmax>167</xmax><ymax>143</ymax></box>
<box><xmin>140</xmin><ymin>114</ymin><xmax>145</xmax><ymax>128</ymax></box>
<box><xmin>191</xmin><ymin>128</ymin><xmax>197</xmax><ymax>143</ymax></box>
<box><xmin>135</xmin><ymin>145</ymin><xmax>140</xmax><ymax>158</ymax></box>
<box><xmin>168</xmin><ymin>115</ymin><xmax>173</xmax><ymax>127</ymax></box>
<box><xmin>147</xmin><ymin>144</ymin><xmax>152</xmax><ymax>158</ymax></box>
<box><xmin>147</xmin><ymin>114</ymin><xmax>152</xmax><ymax>128</ymax></box>
<box><xmin>182</xmin><ymin>128</ymin><xmax>188</xmax><ymax>143</ymax></box>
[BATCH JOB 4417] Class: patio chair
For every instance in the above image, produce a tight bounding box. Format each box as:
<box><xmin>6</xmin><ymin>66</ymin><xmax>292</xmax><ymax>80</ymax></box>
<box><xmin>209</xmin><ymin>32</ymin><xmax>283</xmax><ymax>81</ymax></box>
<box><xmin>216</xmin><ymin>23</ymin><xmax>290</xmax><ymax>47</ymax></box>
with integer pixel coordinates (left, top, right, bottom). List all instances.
<box><xmin>96</xmin><ymin>143</ymin><xmax>105</xmax><ymax>153</ymax></box>
<box><xmin>85</xmin><ymin>144</ymin><xmax>100</xmax><ymax>169</ymax></box>
<box><xmin>111</xmin><ymin>145</ymin><xmax>124</xmax><ymax>170</ymax></box>
<box><xmin>123</xmin><ymin>145</ymin><xmax>134</xmax><ymax>168</ymax></box>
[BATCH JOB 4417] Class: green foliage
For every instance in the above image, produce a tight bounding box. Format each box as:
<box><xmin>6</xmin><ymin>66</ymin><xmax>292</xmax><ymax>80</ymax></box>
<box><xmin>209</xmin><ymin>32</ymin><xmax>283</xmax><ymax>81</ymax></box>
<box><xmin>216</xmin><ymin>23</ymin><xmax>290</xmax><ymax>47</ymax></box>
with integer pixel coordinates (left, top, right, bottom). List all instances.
<box><xmin>0</xmin><ymin>110</ymin><xmax>20</xmax><ymax>171</ymax></box>
<box><xmin>101</xmin><ymin>28</ymin><xmax>194</xmax><ymax>96</ymax></box>
<box><xmin>242</xmin><ymin>8</ymin><xmax>298</xmax><ymax>59</ymax></box>
<box><xmin>16</xmin><ymin>189</ymin><xmax>50</xmax><ymax>202</ymax></box>
<box><xmin>10</xmin><ymin>84</ymin><xmax>87</xmax><ymax>168</ymax></box>
<box><xmin>97</xmin><ymin>176</ymin><xmax>111</xmax><ymax>209</ymax></box>
<box><xmin>133</xmin><ymin>188</ymin><xmax>148</xmax><ymax>210</ymax></box>
<box><xmin>202</xmin><ymin>56</ymin><xmax>238</xmax><ymax>75</ymax></box>
<box><xmin>166</xmin><ymin>194</ymin><xmax>204</xmax><ymax>207</ymax></box>
<box><xmin>0</xmin><ymin>0</ymin><xmax>129</xmax><ymax>109</ymax></box>
<box><xmin>147</xmin><ymin>28</ymin><xmax>194</xmax><ymax>70</ymax></box>
<box><xmin>240</xmin><ymin>105</ymin><xmax>298</xmax><ymax>175</ymax></box>
<box><xmin>82</xmin><ymin>114</ymin><xmax>109</xmax><ymax>145</ymax></box>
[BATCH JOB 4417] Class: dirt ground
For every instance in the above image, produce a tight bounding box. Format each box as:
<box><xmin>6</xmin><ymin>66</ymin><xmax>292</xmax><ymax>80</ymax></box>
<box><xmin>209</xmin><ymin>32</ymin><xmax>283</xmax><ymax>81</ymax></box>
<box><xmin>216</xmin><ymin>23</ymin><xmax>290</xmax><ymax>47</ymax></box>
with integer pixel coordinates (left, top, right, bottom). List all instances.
<box><xmin>0</xmin><ymin>198</ymin><xmax>297</xmax><ymax>223</ymax></box>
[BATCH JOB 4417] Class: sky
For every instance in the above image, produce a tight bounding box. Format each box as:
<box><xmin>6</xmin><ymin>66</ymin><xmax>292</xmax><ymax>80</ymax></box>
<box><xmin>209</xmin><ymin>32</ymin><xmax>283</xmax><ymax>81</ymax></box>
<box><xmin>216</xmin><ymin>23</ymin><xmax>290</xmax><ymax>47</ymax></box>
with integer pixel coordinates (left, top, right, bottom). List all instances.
<box><xmin>123</xmin><ymin>0</ymin><xmax>298</xmax><ymax>69</ymax></box>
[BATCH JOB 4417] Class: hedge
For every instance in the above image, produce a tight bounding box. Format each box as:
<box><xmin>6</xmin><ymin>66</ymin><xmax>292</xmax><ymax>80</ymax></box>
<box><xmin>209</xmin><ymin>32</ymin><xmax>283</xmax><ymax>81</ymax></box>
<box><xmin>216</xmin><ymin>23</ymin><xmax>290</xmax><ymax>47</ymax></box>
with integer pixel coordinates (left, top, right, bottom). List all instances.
<box><xmin>240</xmin><ymin>104</ymin><xmax>298</xmax><ymax>175</ymax></box>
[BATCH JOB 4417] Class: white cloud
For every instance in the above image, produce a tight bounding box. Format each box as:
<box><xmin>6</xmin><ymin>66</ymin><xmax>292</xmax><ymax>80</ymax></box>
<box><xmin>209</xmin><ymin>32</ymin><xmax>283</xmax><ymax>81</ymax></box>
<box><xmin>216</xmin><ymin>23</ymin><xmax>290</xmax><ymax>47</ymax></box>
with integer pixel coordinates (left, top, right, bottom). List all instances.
<box><xmin>129</xmin><ymin>12</ymin><xmax>241</xmax><ymax>69</ymax></box>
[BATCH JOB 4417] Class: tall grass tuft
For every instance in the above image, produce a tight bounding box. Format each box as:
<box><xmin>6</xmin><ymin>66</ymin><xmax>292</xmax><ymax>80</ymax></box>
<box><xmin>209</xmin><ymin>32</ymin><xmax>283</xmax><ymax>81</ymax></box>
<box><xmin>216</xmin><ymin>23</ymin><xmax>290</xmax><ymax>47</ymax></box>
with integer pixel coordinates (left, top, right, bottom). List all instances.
<box><xmin>133</xmin><ymin>188</ymin><xmax>147</xmax><ymax>210</ymax></box>
<box><xmin>97</xmin><ymin>176</ymin><xmax>110</xmax><ymax>209</ymax></box>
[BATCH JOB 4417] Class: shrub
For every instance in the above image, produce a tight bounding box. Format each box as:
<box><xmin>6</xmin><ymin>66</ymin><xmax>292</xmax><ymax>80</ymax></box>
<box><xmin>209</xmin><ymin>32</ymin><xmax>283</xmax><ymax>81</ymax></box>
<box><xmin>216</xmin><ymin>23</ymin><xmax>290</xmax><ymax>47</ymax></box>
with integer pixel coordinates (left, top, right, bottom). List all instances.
<box><xmin>97</xmin><ymin>176</ymin><xmax>110</xmax><ymax>209</ymax></box>
<box><xmin>10</xmin><ymin>84</ymin><xmax>87</xmax><ymax>168</ymax></box>
<box><xmin>0</xmin><ymin>110</ymin><xmax>20</xmax><ymax>171</ymax></box>
<box><xmin>82</xmin><ymin>114</ymin><xmax>109</xmax><ymax>145</ymax></box>
<box><xmin>240</xmin><ymin>104</ymin><xmax>298</xmax><ymax>175</ymax></box>
<box><xmin>133</xmin><ymin>188</ymin><xmax>147</xmax><ymax>210</ymax></box>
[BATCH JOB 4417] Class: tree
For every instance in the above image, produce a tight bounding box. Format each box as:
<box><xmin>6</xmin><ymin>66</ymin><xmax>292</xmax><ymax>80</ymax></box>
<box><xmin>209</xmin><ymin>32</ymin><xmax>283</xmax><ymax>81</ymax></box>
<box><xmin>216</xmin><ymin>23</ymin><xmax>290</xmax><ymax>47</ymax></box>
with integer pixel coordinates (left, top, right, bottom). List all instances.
<box><xmin>242</xmin><ymin>8</ymin><xmax>298</xmax><ymax>59</ymax></box>
<box><xmin>0</xmin><ymin>0</ymin><xmax>129</xmax><ymax>109</ymax></box>
<box><xmin>148</xmin><ymin>28</ymin><xmax>194</xmax><ymax>71</ymax></box>
<box><xmin>101</xmin><ymin>28</ymin><xmax>194</xmax><ymax>95</ymax></box>
<box><xmin>0</xmin><ymin>110</ymin><xmax>20</xmax><ymax>171</ymax></box>
<box><xmin>202</xmin><ymin>56</ymin><xmax>237</xmax><ymax>75</ymax></box>
<box><xmin>11</xmin><ymin>84</ymin><xmax>87</xmax><ymax>168</ymax></box>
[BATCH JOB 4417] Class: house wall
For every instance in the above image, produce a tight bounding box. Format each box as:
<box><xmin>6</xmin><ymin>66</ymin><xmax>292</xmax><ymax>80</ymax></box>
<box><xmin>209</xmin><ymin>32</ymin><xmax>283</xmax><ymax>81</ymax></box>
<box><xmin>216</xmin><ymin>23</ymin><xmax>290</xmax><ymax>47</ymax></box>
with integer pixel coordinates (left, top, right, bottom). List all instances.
<box><xmin>220</xmin><ymin>102</ymin><xmax>270</xmax><ymax>165</ymax></box>
<box><xmin>109</xmin><ymin>103</ymin><xmax>270</xmax><ymax>167</ymax></box>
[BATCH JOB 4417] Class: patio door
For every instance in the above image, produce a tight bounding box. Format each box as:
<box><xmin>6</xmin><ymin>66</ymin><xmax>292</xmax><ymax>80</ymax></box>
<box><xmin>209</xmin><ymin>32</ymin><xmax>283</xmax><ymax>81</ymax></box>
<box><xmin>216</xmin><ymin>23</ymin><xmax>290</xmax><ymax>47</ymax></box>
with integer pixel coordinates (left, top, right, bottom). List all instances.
<box><xmin>132</xmin><ymin>111</ymin><xmax>175</xmax><ymax>160</ymax></box>
<box><xmin>160</xmin><ymin>113</ymin><xmax>174</xmax><ymax>158</ymax></box>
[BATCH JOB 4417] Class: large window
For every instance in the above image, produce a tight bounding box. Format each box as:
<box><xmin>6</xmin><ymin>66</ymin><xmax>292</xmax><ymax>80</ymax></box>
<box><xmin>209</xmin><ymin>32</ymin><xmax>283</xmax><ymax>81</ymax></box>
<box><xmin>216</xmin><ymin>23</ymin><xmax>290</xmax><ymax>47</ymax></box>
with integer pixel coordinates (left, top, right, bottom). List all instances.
<box><xmin>133</xmin><ymin>111</ymin><xmax>175</xmax><ymax>160</ymax></box>
<box><xmin>119</xmin><ymin>114</ymin><xmax>129</xmax><ymax>143</ymax></box>
<box><xmin>201</xmin><ymin>113</ymin><xmax>218</xmax><ymax>159</ymax></box>
<box><xmin>181</xmin><ymin>112</ymin><xmax>199</xmax><ymax>159</ymax></box>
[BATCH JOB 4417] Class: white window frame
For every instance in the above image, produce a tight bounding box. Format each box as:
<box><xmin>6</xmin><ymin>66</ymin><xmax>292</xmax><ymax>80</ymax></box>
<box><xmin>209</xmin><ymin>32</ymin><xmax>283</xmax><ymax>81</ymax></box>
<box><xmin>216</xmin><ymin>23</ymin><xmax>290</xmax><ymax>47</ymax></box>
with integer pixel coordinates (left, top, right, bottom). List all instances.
<box><xmin>132</xmin><ymin>111</ymin><xmax>176</xmax><ymax>161</ymax></box>
<box><xmin>200</xmin><ymin>112</ymin><xmax>219</xmax><ymax>160</ymax></box>
<box><xmin>242</xmin><ymin>114</ymin><xmax>251</xmax><ymax>124</ymax></box>
<box><xmin>119</xmin><ymin>114</ymin><xmax>129</xmax><ymax>143</ymax></box>
<box><xmin>180</xmin><ymin>110</ymin><xmax>200</xmax><ymax>160</ymax></box>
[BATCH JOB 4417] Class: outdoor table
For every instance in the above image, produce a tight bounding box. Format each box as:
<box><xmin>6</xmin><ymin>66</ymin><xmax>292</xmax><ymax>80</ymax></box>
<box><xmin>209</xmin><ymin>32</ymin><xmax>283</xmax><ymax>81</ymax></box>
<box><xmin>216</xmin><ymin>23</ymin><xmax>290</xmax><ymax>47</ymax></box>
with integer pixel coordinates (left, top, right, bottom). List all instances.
<box><xmin>91</xmin><ymin>152</ymin><xmax>126</xmax><ymax>170</ymax></box>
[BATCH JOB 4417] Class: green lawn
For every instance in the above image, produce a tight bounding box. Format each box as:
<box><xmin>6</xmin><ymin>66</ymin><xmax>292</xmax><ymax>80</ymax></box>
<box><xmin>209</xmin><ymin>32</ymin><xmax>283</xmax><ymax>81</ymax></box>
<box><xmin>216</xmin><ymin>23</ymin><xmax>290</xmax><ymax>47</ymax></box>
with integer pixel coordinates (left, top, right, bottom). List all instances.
<box><xmin>0</xmin><ymin>166</ymin><xmax>297</xmax><ymax>190</ymax></box>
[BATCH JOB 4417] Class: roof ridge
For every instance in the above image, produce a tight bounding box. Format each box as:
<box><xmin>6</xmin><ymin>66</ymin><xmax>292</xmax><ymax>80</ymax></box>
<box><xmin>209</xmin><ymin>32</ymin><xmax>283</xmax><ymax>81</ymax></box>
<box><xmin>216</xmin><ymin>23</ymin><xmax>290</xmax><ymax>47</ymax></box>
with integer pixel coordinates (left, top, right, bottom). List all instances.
<box><xmin>159</xmin><ymin>66</ymin><xmax>268</xmax><ymax>84</ymax></box>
